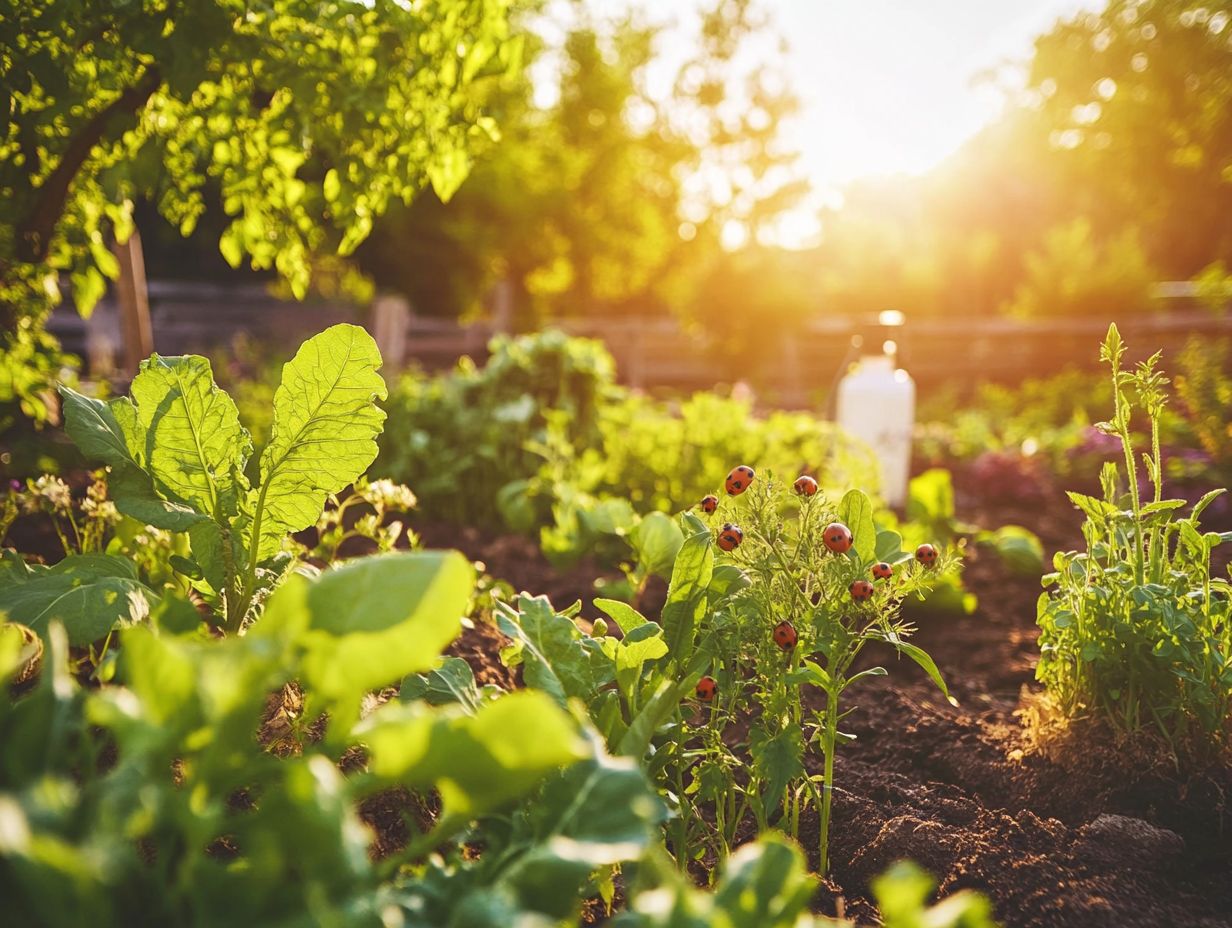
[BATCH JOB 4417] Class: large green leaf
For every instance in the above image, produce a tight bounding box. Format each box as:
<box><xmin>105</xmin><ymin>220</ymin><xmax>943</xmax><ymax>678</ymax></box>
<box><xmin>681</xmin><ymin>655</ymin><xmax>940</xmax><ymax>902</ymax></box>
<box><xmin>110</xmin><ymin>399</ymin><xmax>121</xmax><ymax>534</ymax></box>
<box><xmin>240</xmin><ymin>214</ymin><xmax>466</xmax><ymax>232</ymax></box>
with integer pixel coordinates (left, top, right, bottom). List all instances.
<box><xmin>594</xmin><ymin>597</ymin><xmax>650</xmax><ymax>635</ymax></box>
<box><xmin>251</xmin><ymin>324</ymin><xmax>387</xmax><ymax>560</ymax></box>
<box><xmin>749</xmin><ymin>725</ymin><xmax>805</xmax><ymax>822</ymax></box>
<box><xmin>129</xmin><ymin>354</ymin><xmax>251</xmax><ymax>517</ymax></box>
<box><xmin>661</xmin><ymin>524</ymin><xmax>713</xmax><ymax>664</ymax></box>
<box><xmin>0</xmin><ymin>555</ymin><xmax>159</xmax><ymax>646</ymax></box>
<box><xmin>839</xmin><ymin>488</ymin><xmax>877</xmax><ymax>565</ymax></box>
<box><xmin>629</xmin><ymin>511</ymin><xmax>685</xmax><ymax>579</ymax></box>
<box><xmin>258</xmin><ymin>551</ymin><xmax>473</xmax><ymax>707</ymax></box>
<box><xmin>497</xmin><ymin>595</ymin><xmax>614</xmax><ymax>707</ymax></box>
<box><xmin>499</xmin><ymin>742</ymin><xmax>667</xmax><ymax>919</ymax></box>
<box><xmin>710</xmin><ymin>836</ymin><xmax>818</xmax><ymax>928</ymax></box>
<box><xmin>357</xmin><ymin>690</ymin><xmax>585</xmax><ymax>819</ymax></box>
<box><xmin>59</xmin><ymin>387</ymin><xmax>207</xmax><ymax>532</ymax></box>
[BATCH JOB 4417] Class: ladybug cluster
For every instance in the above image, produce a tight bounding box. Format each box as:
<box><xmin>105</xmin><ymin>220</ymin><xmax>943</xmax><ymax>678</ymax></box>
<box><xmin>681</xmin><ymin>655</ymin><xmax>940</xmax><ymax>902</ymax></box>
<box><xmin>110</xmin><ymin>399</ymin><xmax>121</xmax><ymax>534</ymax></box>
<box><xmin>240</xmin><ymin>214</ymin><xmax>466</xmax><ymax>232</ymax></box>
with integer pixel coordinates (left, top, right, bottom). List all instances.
<box><xmin>697</xmin><ymin>465</ymin><xmax>943</xmax><ymax>694</ymax></box>
<box><xmin>725</xmin><ymin>465</ymin><xmax>755</xmax><ymax>495</ymax></box>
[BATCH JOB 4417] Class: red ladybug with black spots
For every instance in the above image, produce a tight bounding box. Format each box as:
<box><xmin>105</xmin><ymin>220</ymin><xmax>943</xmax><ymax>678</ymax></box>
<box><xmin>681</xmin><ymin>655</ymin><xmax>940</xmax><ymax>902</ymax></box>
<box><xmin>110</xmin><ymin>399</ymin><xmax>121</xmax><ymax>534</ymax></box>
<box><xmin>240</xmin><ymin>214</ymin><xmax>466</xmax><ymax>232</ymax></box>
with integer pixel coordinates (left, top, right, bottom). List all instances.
<box><xmin>773</xmin><ymin>620</ymin><xmax>798</xmax><ymax>650</ymax></box>
<box><xmin>915</xmin><ymin>543</ymin><xmax>938</xmax><ymax>567</ymax></box>
<box><xmin>717</xmin><ymin>523</ymin><xmax>744</xmax><ymax>552</ymax></box>
<box><xmin>849</xmin><ymin>579</ymin><xmax>874</xmax><ymax>602</ymax></box>
<box><xmin>872</xmin><ymin>562</ymin><xmax>893</xmax><ymax>580</ymax></box>
<box><xmin>793</xmin><ymin>475</ymin><xmax>818</xmax><ymax>497</ymax></box>
<box><xmin>725</xmin><ymin>465</ymin><xmax>755</xmax><ymax>495</ymax></box>
<box><xmin>700</xmin><ymin>494</ymin><xmax>718</xmax><ymax>514</ymax></box>
<box><xmin>823</xmin><ymin>522</ymin><xmax>853</xmax><ymax>554</ymax></box>
<box><xmin>696</xmin><ymin>675</ymin><xmax>717</xmax><ymax>701</ymax></box>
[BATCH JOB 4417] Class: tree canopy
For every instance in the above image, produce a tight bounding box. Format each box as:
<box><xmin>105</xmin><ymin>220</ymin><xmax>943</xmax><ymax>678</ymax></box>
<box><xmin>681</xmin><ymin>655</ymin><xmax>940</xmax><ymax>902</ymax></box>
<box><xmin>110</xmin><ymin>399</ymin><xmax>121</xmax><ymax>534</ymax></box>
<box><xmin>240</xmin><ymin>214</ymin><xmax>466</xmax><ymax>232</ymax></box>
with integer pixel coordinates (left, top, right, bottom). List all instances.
<box><xmin>0</xmin><ymin>0</ymin><xmax>518</xmax><ymax>328</ymax></box>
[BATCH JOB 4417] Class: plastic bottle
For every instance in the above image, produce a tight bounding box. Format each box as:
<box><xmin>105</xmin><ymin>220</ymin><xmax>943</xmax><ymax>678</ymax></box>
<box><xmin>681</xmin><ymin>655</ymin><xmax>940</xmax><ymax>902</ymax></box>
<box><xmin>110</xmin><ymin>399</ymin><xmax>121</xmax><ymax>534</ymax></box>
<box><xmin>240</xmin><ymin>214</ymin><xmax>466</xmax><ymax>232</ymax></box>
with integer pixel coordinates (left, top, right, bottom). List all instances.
<box><xmin>836</xmin><ymin>346</ymin><xmax>915</xmax><ymax>508</ymax></box>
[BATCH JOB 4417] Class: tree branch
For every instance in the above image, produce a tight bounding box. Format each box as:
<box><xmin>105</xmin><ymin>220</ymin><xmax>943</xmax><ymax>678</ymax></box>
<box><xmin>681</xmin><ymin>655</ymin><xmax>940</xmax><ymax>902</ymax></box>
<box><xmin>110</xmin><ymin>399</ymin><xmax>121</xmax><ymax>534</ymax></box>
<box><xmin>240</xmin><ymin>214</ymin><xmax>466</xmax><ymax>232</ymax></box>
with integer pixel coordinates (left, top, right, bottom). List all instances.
<box><xmin>16</xmin><ymin>66</ymin><xmax>162</xmax><ymax>265</ymax></box>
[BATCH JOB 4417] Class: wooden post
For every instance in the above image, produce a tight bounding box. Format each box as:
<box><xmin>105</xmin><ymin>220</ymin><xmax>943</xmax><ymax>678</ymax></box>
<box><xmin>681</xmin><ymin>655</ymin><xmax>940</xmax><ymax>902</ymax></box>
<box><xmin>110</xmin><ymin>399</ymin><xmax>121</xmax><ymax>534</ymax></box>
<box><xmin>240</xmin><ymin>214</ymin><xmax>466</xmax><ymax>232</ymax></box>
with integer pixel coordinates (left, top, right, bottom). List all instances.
<box><xmin>113</xmin><ymin>229</ymin><xmax>153</xmax><ymax>376</ymax></box>
<box><xmin>371</xmin><ymin>293</ymin><xmax>411</xmax><ymax>371</ymax></box>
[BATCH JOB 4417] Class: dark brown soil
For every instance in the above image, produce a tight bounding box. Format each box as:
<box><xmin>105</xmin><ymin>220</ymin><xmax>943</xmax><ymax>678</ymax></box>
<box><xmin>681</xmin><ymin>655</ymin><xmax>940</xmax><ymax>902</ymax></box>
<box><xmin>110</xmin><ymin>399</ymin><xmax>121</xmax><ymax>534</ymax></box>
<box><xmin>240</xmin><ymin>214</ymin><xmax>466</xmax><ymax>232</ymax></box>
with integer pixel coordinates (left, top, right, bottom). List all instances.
<box><xmin>422</xmin><ymin>490</ymin><xmax>1232</xmax><ymax>928</ymax></box>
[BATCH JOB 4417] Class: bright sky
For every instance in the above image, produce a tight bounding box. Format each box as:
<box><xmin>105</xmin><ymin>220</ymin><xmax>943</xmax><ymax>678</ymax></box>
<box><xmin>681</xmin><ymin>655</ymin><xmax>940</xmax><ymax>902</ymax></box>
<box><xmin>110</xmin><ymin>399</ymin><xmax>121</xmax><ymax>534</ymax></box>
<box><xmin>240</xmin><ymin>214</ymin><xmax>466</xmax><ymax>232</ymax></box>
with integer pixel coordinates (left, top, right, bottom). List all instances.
<box><xmin>535</xmin><ymin>0</ymin><xmax>1104</xmax><ymax>246</ymax></box>
<box><xmin>774</xmin><ymin>0</ymin><xmax>1100</xmax><ymax>192</ymax></box>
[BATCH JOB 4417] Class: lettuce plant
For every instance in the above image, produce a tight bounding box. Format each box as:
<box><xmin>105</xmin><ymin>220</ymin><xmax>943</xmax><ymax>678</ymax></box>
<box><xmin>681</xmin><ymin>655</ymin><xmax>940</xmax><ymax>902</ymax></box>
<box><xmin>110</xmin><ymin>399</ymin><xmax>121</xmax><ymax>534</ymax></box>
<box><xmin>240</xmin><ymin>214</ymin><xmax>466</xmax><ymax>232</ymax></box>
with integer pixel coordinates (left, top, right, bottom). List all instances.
<box><xmin>56</xmin><ymin>323</ymin><xmax>387</xmax><ymax>629</ymax></box>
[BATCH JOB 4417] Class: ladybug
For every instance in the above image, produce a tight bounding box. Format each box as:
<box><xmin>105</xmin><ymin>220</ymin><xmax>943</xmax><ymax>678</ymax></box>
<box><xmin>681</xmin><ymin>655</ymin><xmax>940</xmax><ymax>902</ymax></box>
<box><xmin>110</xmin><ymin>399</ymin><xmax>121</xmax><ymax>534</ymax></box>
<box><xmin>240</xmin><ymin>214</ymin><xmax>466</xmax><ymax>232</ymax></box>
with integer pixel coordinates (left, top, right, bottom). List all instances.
<box><xmin>725</xmin><ymin>465</ymin><xmax>755</xmax><ymax>496</ymax></box>
<box><xmin>849</xmin><ymin>579</ymin><xmax>874</xmax><ymax>603</ymax></box>
<box><xmin>773</xmin><ymin>620</ymin><xmax>798</xmax><ymax>650</ymax></box>
<box><xmin>916</xmin><ymin>543</ymin><xmax>938</xmax><ymax>567</ymax></box>
<box><xmin>700</xmin><ymin>494</ymin><xmax>719</xmax><ymax>514</ymax></box>
<box><xmin>872</xmin><ymin>562</ymin><xmax>893</xmax><ymax>580</ymax></box>
<box><xmin>823</xmin><ymin>522</ymin><xmax>853</xmax><ymax>554</ymax></box>
<box><xmin>717</xmin><ymin>523</ymin><xmax>744</xmax><ymax>552</ymax></box>
<box><xmin>793</xmin><ymin>475</ymin><xmax>818</xmax><ymax>497</ymax></box>
<box><xmin>696</xmin><ymin>675</ymin><xmax>717</xmax><ymax>701</ymax></box>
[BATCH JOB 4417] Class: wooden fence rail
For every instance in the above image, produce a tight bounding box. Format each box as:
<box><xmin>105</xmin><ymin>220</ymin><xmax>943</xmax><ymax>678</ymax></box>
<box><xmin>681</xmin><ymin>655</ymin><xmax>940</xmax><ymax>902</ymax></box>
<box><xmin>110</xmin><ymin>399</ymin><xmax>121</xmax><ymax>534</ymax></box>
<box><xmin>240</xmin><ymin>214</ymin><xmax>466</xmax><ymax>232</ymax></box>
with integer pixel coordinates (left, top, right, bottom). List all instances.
<box><xmin>48</xmin><ymin>280</ymin><xmax>1232</xmax><ymax>406</ymax></box>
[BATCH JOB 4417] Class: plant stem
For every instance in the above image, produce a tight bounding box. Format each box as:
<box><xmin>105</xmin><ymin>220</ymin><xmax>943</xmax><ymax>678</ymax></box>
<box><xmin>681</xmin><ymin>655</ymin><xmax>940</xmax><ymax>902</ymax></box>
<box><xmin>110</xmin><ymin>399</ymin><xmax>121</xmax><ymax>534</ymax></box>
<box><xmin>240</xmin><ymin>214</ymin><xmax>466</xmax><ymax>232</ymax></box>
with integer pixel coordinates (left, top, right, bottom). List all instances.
<box><xmin>818</xmin><ymin>688</ymin><xmax>839</xmax><ymax>876</ymax></box>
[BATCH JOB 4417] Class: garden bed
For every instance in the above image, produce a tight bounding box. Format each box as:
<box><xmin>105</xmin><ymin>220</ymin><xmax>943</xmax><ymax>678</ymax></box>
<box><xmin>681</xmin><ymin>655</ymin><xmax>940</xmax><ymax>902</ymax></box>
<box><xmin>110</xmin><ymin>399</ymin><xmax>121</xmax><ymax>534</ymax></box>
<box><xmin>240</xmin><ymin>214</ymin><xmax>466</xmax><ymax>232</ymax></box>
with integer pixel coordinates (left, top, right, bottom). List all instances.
<box><xmin>425</xmin><ymin>491</ymin><xmax>1232</xmax><ymax>928</ymax></box>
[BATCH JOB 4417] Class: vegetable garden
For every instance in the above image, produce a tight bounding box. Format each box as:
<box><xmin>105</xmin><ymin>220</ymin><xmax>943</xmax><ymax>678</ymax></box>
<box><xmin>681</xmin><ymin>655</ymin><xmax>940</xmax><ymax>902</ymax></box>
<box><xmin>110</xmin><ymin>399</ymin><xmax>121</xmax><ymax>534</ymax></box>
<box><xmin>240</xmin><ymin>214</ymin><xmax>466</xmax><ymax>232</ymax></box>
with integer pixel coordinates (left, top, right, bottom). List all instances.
<box><xmin>2</xmin><ymin>321</ymin><xmax>1230</xmax><ymax>927</ymax></box>
<box><xmin>3</xmin><ymin>1</ymin><xmax>1232</xmax><ymax>924</ymax></box>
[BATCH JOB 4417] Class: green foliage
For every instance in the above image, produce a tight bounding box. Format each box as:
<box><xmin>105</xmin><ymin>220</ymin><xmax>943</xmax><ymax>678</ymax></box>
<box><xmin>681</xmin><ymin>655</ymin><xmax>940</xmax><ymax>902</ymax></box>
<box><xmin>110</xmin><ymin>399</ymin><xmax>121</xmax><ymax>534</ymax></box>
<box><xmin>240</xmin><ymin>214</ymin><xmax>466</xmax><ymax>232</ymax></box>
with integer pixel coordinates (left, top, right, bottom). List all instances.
<box><xmin>1174</xmin><ymin>335</ymin><xmax>1232</xmax><ymax>471</ymax></box>
<box><xmin>0</xmin><ymin>551</ymin><xmax>157</xmax><ymax>647</ymax></box>
<box><xmin>0</xmin><ymin>0</ymin><xmax>518</xmax><ymax>327</ymax></box>
<box><xmin>358</xmin><ymin>0</ymin><xmax>806</xmax><ymax>323</ymax></box>
<box><xmin>377</xmin><ymin>329</ymin><xmax>617</xmax><ymax>527</ymax></box>
<box><xmin>59</xmin><ymin>324</ymin><xmax>387</xmax><ymax>628</ymax></box>
<box><xmin>501</xmin><ymin>472</ymin><xmax>954</xmax><ymax>878</ymax></box>
<box><xmin>1004</xmin><ymin>219</ymin><xmax>1156</xmax><ymax>319</ymax></box>
<box><xmin>1037</xmin><ymin>325</ymin><xmax>1232</xmax><ymax>757</ymax></box>
<box><xmin>0</xmin><ymin>550</ymin><xmax>673</xmax><ymax>927</ymax></box>
<box><xmin>377</xmin><ymin>330</ymin><xmax>880</xmax><ymax>538</ymax></box>
<box><xmin>616</xmin><ymin>839</ymin><xmax>998</xmax><ymax>928</ymax></box>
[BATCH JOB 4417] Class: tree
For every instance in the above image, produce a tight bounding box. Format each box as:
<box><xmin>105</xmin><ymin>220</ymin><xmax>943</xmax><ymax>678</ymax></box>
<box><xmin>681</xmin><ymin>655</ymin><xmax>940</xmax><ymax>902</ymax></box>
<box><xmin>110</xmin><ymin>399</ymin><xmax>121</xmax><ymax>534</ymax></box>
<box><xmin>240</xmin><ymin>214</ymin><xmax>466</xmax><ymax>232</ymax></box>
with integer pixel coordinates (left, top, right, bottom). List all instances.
<box><xmin>1026</xmin><ymin>0</ymin><xmax>1232</xmax><ymax>278</ymax></box>
<box><xmin>356</xmin><ymin>0</ymin><xmax>808</xmax><ymax>323</ymax></box>
<box><xmin>0</xmin><ymin>0</ymin><xmax>519</xmax><ymax>330</ymax></box>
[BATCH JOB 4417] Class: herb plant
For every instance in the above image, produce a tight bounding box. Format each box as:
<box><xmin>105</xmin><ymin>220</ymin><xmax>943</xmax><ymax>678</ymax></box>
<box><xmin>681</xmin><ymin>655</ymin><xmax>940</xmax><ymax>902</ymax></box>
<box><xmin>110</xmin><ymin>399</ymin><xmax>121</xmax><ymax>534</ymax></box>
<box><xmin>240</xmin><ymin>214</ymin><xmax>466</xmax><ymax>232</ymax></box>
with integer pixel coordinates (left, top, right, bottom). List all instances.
<box><xmin>1037</xmin><ymin>325</ymin><xmax>1232</xmax><ymax>757</ymax></box>
<box><xmin>499</xmin><ymin>467</ymin><xmax>954</xmax><ymax>877</ymax></box>
<box><xmin>695</xmin><ymin>473</ymin><xmax>954</xmax><ymax>875</ymax></box>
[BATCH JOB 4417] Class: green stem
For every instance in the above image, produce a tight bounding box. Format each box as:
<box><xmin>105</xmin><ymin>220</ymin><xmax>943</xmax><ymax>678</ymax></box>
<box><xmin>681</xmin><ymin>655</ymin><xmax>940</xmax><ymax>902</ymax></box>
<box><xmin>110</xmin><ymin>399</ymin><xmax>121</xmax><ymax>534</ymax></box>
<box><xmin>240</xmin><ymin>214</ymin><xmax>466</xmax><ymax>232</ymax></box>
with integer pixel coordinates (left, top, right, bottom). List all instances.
<box><xmin>818</xmin><ymin>688</ymin><xmax>839</xmax><ymax>876</ymax></box>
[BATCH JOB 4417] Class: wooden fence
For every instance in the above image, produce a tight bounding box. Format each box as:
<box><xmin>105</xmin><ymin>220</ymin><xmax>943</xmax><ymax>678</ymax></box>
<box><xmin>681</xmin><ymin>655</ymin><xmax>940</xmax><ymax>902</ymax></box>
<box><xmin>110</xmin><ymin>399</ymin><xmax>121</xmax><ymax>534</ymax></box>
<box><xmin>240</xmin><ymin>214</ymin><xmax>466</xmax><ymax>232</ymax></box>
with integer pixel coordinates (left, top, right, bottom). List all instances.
<box><xmin>48</xmin><ymin>280</ymin><xmax>1232</xmax><ymax>406</ymax></box>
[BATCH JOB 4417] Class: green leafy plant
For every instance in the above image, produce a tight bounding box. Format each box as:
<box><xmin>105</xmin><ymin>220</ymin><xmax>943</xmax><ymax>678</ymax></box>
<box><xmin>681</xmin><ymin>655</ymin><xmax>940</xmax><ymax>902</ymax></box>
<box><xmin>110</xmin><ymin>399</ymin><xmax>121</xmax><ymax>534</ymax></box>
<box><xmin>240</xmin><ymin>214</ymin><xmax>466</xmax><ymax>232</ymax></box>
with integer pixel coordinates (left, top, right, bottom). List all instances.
<box><xmin>0</xmin><ymin>549</ymin><xmax>670</xmax><ymax>927</ymax></box>
<box><xmin>695</xmin><ymin>475</ymin><xmax>953</xmax><ymax>875</ymax></box>
<box><xmin>616</xmin><ymin>838</ymin><xmax>997</xmax><ymax>928</ymax></box>
<box><xmin>1037</xmin><ymin>324</ymin><xmax>1232</xmax><ymax>758</ymax></box>
<box><xmin>57</xmin><ymin>324</ymin><xmax>387</xmax><ymax>630</ymax></box>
